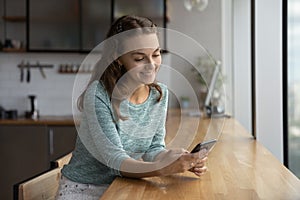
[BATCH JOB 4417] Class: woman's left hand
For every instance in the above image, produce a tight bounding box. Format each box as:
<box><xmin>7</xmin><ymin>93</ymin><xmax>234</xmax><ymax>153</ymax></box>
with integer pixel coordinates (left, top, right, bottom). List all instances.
<box><xmin>188</xmin><ymin>156</ymin><xmax>208</xmax><ymax>176</ymax></box>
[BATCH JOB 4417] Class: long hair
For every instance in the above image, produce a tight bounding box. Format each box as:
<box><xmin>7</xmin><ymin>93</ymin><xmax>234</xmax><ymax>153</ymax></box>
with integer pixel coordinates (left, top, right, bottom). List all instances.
<box><xmin>77</xmin><ymin>15</ymin><xmax>163</xmax><ymax>120</ymax></box>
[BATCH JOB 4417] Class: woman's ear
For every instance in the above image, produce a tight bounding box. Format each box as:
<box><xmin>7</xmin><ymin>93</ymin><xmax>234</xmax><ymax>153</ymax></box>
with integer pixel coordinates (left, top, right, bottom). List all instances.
<box><xmin>117</xmin><ymin>59</ymin><xmax>123</xmax><ymax>66</ymax></box>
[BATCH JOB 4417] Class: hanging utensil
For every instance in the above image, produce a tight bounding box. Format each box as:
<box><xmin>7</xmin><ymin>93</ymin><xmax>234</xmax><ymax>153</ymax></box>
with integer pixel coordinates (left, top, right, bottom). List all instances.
<box><xmin>19</xmin><ymin>60</ymin><xmax>24</xmax><ymax>82</ymax></box>
<box><xmin>37</xmin><ymin>61</ymin><xmax>46</xmax><ymax>79</ymax></box>
<box><xmin>26</xmin><ymin>62</ymin><xmax>30</xmax><ymax>83</ymax></box>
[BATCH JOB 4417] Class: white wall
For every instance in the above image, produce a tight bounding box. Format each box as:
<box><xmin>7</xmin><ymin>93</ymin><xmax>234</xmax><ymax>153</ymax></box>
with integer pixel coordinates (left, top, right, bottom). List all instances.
<box><xmin>232</xmin><ymin>0</ymin><xmax>252</xmax><ymax>133</ymax></box>
<box><xmin>222</xmin><ymin>0</ymin><xmax>233</xmax><ymax>117</ymax></box>
<box><xmin>0</xmin><ymin>53</ymin><xmax>85</xmax><ymax>116</ymax></box>
<box><xmin>167</xmin><ymin>0</ymin><xmax>222</xmax><ymax>59</ymax></box>
<box><xmin>255</xmin><ymin>0</ymin><xmax>283</xmax><ymax>162</ymax></box>
<box><xmin>166</xmin><ymin>0</ymin><xmax>223</xmax><ymax>109</ymax></box>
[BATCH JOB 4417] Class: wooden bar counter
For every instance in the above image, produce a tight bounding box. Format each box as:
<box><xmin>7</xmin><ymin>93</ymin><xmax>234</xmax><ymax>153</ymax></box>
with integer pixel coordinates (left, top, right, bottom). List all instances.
<box><xmin>100</xmin><ymin>111</ymin><xmax>300</xmax><ymax>200</ymax></box>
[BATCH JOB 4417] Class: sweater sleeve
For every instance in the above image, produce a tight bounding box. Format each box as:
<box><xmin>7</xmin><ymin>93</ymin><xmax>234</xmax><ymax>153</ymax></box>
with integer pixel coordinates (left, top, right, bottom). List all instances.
<box><xmin>81</xmin><ymin>81</ymin><xmax>130</xmax><ymax>176</ymax></box>
<box><xmin>142</xmin><ymin>122</ymin><xmax>166</xmax><ymax>162</ymax></box>
<box><xmin>142</xmin><ymin>85</ymin><xmax>168</xmax><ymax>162</ymax></box>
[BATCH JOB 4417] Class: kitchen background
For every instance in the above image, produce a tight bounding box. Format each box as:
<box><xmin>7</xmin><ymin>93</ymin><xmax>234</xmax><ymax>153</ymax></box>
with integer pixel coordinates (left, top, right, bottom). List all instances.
<box><xmin>0</xmin><ymin>0</ymin><xmax>224</xmax><ymax>118</ymax></box>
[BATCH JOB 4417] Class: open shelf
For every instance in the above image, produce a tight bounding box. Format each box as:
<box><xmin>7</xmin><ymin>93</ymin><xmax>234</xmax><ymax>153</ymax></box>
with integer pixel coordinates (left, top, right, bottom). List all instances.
<box><xmin>2</xmin><ymin>48</ymin><xmax>26</xmax><ymax>52</ymax></box>
<box><xmin>2</xmin><ymin>16</ymin><xmax>26</xmax><ymax>22</ymax></box>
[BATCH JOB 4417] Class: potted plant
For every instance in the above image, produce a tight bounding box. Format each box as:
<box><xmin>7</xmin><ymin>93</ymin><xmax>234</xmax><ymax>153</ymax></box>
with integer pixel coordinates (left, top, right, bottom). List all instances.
<box><xmin>191</xmin><ymin>55</ymin><xmax>225</xmax><ymax>114</ymax></box>
<box><xmin>180</xmin><ymin>96</ymin><xmax>190</xmax><ymax>109</ymax></box>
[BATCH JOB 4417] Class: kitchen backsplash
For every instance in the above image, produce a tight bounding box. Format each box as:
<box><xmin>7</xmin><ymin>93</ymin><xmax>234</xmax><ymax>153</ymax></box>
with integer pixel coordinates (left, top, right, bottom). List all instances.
<box><xmin>0</xmin><ymin>53</ymin><xmax>87</xmax><ymax>116</ymax></box>
<box><xmin>0</xmin><ymin>53</ymin><xmax>172</xmax><ymax>117</ymax></box>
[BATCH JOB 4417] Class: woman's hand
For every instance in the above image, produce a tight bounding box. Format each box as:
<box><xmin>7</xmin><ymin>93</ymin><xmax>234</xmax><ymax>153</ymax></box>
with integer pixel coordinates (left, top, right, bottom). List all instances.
<box><xmin>155</xmin><ymin>148</ymin><xmax>208</xmax><ymax>176</ymax></box>
<box><xmin>188</xmin><ymin>149</ymin><xmax>208</xmax><ymax>176</ymax></box>
<box><xmin>188</xmin><ymin>156</ymin><xmax>208</xmax><ymax>176</ymax></box>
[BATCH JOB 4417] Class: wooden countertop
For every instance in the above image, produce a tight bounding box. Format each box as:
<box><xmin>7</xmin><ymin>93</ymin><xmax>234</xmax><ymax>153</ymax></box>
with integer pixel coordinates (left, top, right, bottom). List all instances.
<box><xmin>0</xmin><ymin>116</ymin><xmax>75</xmax><ymax>126</ymax></box>
<box><xmin>100</xmin><ymin>112</ymin><xmax>300</xmax><ymax>200</ymax></box>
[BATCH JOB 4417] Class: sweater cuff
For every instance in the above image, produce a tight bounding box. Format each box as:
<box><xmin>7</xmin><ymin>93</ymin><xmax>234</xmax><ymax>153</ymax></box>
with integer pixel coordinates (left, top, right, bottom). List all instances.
<box><xmin>110</xmin><ymin>153</ymin><xmax>131</xmax><ymax>176</ymax></box>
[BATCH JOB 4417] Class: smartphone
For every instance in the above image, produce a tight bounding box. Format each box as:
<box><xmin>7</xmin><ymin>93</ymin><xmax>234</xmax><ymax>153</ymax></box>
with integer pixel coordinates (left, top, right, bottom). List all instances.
<box><xmin>190</xmin><ymin>139</ymin><xmax>217</xmax><ymax>154</ymax></box>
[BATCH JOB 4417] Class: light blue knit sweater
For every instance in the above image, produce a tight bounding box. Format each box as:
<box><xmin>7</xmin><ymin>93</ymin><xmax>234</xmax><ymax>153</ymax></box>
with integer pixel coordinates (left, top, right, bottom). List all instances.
<box><xmin>62</xmin><ymin>81</ymin><xmax>168</xmax><ymax>185</ymax></box>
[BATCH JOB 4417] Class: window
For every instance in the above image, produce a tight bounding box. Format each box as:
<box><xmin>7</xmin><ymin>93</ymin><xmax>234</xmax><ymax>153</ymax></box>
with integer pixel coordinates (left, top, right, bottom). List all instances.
<box><xmin>287</xmin><ymin>0</ymin><xmax>300</xmax><ymax>178</ymax></box>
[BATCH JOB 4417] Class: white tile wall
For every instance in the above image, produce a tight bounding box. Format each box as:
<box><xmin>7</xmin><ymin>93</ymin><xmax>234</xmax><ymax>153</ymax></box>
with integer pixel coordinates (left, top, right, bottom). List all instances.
<box><xmin>0</xmin><ymin>53</ymin><xmax>172</xmax><ymax>117</ymax></box>
<box><xmin>0</xmin><ymin>53</ymin><xmax>86</xmax><ymax>116</ymax></box>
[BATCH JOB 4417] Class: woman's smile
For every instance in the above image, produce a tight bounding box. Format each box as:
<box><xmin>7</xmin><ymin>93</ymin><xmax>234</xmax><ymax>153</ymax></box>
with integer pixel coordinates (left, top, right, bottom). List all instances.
<box><xmin>118</xmin><ymin>46</ymin><xmax>161</xmax><ymax>85</ymax></box>
<box><xmin>140</xmin><ymin>70</ymin><xmax>155</xmax><ymax>77</ymax></box>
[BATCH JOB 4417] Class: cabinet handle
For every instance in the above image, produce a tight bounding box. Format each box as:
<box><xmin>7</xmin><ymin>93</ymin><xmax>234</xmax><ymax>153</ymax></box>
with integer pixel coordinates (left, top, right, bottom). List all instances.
<box><xmin>49</xmin><ymin>128</ymin><xmax>54</xmax><ymax>155</ymax></box>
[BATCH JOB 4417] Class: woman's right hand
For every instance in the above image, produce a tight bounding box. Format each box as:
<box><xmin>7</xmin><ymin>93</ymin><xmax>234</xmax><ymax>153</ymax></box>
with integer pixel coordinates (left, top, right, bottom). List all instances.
<box><xmin>155</xmin><ymin>148</ymin><xmax>208</xmax><ymax>176</ymax></box>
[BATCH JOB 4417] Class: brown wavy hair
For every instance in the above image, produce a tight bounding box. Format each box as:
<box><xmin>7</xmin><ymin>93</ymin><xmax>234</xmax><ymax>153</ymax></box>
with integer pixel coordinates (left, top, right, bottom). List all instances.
<box><xmin>78</xmin><ymin>15</ymin><xmax>163</xmax><ymax>120</ymax></box>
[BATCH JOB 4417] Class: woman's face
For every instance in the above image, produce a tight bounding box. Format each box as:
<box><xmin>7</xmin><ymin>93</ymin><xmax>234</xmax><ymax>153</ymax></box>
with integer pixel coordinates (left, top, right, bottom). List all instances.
<box><xmin>118</xmin><ymin>47</ymin><xmax>161</xmax><ymax>85</ymax></box>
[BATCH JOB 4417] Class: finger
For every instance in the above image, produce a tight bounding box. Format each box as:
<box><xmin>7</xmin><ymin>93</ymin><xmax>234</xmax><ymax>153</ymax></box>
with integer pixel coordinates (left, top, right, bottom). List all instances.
<box><xmin>183</xmin><ymin>150</ymin><xmax>190</xmax><ymax>155</ymax></box>
<box><xmin>194</xmin><ymin>171</ymin><xmax>206</xmax><ymax>176</ymax></box>
<box><xmin>189</xmin><ymin>165</ymin><xmax>207</xmax><ymax>172</ymax></box>
<box><xmin>194</xmin><ymin>166</ymin><xmax>207</xmax><ymax>172</ymax></box>
<box><xmin>193</xmin><ymin>162</ymin><xmax>205</xmax><ymax>168</ymax></box>
<box><xmin>175</xmin><ymin>148</ymin><xmax>189</xmax><ymax>155</ymax></box>
<box><xmin>192</xmin><ymin>156</ymin><xmax>205</xmax><ymax>167</ymax></box>
<box><xmin>194</xmin><ymin>166</ymin><xmax>208</xmax><ymax>176</ymax></box>
<box><xmin>197</xmin><ymin>157</ymin><xmax>208</xmax><ymax>164</ymax></box>
<box><xmin>181</xmin><ymin>154</ymin><xmax>204</xmax><ymax>170</ymax></box>
<box><xmin>188</xmin><ymin>161</ymin><xmax>196</xmax><ymax>169</ymax></box>
<box><xmin>190</xmin><ymin>168</ymin><xmax>205</xmax><ymax>176</ymax></box>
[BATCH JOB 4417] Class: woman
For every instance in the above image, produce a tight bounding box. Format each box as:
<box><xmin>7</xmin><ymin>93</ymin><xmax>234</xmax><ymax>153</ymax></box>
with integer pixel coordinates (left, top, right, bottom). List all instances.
<box><xmin>56</xmin><ymin>15</ymin><xmax>208</xmax><ymax>200</ymax></box>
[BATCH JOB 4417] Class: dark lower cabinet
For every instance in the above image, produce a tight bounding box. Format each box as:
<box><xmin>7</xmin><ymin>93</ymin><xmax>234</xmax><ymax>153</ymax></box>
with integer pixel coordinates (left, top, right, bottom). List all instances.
<box><xmin>0</xmin><ymin>125</ymin><xmax>48</xmax><ymax>200</ymax></box>
<box><xmin>48</xmin><ymin>125</ymin><xmax>77</xmax><ymax>162</ymax></box>
<box><xmin>0</xmin><ymin>124</ymin><xmax>77</xmax><ymax>200</ymax></box>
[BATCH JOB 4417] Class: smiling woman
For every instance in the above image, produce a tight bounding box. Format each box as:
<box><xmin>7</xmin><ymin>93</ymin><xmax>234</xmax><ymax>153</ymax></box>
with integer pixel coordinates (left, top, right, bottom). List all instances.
<box><xmin>55</xmin><ymin>15</ymin><xmax>208</xmax><ymax>200</ymax></box>
<box><xmin>117</xmin><ymin>47</ymin><xmax>161</xmax><ymax>87</ymax></box>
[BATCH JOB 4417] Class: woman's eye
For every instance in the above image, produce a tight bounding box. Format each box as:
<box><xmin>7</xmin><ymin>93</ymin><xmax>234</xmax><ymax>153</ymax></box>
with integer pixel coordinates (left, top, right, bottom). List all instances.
<box><xmin>134</xmin><ymin>57</ymin><xmax>144</xmax><ymax>62</ymax></box>
<box><xmin>153</xmin><ymin>54</ymin><xmax>161</xmax><ymax>58</ymax></box>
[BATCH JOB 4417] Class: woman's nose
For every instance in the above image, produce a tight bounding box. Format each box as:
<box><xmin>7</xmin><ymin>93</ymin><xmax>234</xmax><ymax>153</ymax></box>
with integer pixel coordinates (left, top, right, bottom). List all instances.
<box><xmin>144</xmin><ymin>62</ymin><xmax>155</xmax><ymax>71</ymax></box>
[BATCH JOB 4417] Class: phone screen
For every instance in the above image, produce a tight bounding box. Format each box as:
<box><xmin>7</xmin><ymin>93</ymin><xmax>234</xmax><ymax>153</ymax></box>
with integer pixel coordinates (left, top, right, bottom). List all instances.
<box><xmin>190</xmin><ymin>139</ymin><xmax>217</xmax><ymax>154</ymax></box>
